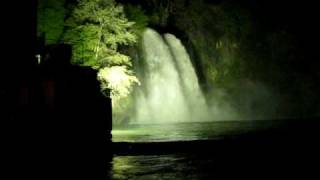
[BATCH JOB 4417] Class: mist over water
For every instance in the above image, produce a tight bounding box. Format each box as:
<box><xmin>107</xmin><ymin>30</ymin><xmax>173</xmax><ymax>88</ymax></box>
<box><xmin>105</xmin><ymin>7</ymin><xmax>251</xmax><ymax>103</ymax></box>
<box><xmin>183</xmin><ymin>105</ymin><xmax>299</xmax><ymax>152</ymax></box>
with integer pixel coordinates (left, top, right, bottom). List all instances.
<box><xmin>128</xmin><ymin>28</ymin><xmax>280</xmax><ymax>126</ymax></box>
<box><xmin>133</xmin><ymin>28</ymin><xmax>208</xmax><ymax>124</ymax></box>
<box><xmin>113</xmin><ymin>28</ymin><xmax>287</xmax><ymax>141</ymax></box>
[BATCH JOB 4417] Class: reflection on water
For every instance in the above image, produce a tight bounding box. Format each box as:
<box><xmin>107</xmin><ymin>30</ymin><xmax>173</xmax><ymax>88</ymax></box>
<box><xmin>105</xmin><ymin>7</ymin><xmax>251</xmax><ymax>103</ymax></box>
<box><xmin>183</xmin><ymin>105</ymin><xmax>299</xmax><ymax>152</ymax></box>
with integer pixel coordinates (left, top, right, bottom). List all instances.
<box><xmin>112</xmin><ymin>121</ymin><xmax>280</xmax><ymax>142</ymax></box>
<box><xmin>110</xmin><ymin>121</ymin><xmax>285</xmax><ymax>179</ymax></box>
<box><xmin>110</xmin><ymin>154</ymin><xmax>216</xmax><ymax>180</ymax></box>
<box><xmin>108</xmin><ymin>119</ymin><xmax>319</xmax><ymax>179</ymax></box>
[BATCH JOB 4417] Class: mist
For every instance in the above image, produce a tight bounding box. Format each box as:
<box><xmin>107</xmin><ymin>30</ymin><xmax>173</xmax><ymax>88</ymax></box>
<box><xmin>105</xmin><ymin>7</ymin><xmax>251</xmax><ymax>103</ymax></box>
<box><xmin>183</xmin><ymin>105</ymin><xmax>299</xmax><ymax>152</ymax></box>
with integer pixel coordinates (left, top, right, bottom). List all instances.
<box><xmin>113</xmin><ymin>28</ymin><xmax>282</xmax><ymax>126</ymax></box>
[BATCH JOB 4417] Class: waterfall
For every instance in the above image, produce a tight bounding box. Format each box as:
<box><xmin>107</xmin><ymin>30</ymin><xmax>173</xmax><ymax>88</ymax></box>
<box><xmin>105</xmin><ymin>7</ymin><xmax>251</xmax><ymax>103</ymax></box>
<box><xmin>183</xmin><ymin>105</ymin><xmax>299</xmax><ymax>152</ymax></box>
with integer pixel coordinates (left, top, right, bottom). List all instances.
<box><xmin>164</xmin><ymin>34</ymin><xmax>208</xmax><ymax>120</ymax></box>
<box><xmin>133</xmin><ymin>28</ymin><xmax>208</xmax><ymax>124</ymax></box>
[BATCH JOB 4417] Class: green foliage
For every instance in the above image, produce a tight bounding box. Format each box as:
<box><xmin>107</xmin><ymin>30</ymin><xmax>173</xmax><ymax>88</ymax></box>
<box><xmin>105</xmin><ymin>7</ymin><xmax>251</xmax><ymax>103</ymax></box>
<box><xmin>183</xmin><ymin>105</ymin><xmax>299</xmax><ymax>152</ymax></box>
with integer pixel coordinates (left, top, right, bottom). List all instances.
<box><xmin>38</xmin><ymin>0</ymin><xmax>142</xmax><ymax>125</ymax></box>
<box><xmin>124</xmin><ymin>5</ymin><xmax>149</xmax><ymax>36</ymax></box>
<box><xmin>98</xmin><ymin>66</ymin><xmax>140</xmax><ymax>126</ymax></box>
<box><xmin>61</xmin><ymin>0</ymin><xmax>141</xmax><ymax>125</ymax></box>
<box><xmin>148</xmin><ymin>0</ymin><xmax>171</xmax><ymax>27</ymax></box>
<box><xmin>98</xmin><ymin>66</ymin><xmax>140</xmax><ymax>99</ymax></box>
<box><xmin>38</xmin><ymin>0</ymin><xmax>66</xmax><ymax>44</ymax></box>
<box><xmin>62</xmin><ymin>0</ymin><xmax>137</xmax><ymax>68</ymax></box>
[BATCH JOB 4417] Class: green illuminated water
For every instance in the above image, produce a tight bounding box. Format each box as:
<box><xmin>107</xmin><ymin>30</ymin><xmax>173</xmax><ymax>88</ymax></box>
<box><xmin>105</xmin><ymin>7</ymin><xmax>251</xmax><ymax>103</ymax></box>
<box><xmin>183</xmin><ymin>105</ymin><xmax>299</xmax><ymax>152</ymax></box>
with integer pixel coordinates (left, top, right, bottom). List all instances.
<box><xmin>110</xmin><ymin>154</ymin><xmax>216</xmax><ymax>180</ymax></box>
<box><xmin>111</xmin><ymin>120</ymin><xmax>287</xmax><ymax>179</ymax></box>
<box><xmin>112</xmin><ymin>120</ymin><xmax>279</xmax><ymax>142</ymax></box>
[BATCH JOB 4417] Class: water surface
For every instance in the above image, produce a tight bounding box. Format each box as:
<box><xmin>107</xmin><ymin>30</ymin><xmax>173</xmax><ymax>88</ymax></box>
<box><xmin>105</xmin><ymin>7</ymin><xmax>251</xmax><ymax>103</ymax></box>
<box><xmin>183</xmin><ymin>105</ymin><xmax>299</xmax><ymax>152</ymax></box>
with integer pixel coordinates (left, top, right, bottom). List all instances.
<box><xmin>112</xmin><ymin>120</ymin><xmax>280</xmax><ymax>142</ymax></box>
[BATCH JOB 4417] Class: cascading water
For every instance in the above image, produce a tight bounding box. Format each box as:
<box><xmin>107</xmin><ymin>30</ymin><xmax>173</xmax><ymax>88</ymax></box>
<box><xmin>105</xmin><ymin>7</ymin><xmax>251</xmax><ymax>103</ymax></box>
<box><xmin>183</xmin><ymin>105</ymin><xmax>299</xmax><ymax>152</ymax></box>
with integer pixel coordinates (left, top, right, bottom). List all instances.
<box><xmin>112</xmin><ymin>28</ymin><xmax>278</xmax><ymax>142</ymax></box>
<box><xmin>164</xmin><ymin>34</ymin><xmax>208</xmax><ymax>121</ymax></box>
<box><xmin>133</xmin><ymin>28</ymin><xmax>208</xmax><ymax>124</ymax></box>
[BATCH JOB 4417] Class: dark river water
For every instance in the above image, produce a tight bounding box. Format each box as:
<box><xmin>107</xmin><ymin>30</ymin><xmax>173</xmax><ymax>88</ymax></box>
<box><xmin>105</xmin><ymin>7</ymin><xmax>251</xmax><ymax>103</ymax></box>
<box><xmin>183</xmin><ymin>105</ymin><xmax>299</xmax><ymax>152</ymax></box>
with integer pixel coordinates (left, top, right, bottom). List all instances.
<box><xmin>109</xmin><ymin>120</ymin><xmax>289</xmax><ymax>179</ymax></box>
<box><xmin>109</xmin><ymin>154</ymin><xmax>220</xmax><ymax>180</ymax></box>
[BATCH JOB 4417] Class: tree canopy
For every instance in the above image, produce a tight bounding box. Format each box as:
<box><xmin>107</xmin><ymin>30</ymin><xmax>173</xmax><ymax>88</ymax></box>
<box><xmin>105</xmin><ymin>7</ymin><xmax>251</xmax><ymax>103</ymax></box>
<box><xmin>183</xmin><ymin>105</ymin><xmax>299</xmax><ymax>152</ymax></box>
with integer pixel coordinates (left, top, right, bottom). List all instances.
<box><xmin>63</xmin><ymin>0</ymin><xmax>137</xmax><ymax>69</ymax></box>
<box><xmin>37</xmin><ymin>0</ymin><xmax>141</xmax><ymax>105</ymax></box>
<box><xmin>37</xmin><ymin>0</ymin><xmax>65</xmax><ymax>44</ymax></box>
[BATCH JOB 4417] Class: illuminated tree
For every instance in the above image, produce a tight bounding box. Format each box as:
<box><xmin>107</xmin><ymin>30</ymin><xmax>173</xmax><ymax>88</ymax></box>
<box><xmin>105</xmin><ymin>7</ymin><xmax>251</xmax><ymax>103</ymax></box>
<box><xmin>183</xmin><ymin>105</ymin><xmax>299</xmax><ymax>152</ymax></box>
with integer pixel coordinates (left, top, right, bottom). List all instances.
<box><xmin>62</xmin><ymin>0</ymin><xmax>139</xmax><ymax>98</ymax></box>
<box><xmin>63</xmin><ymin>0</ymin><xmax>137</xmax><ymax>69</ymax></box>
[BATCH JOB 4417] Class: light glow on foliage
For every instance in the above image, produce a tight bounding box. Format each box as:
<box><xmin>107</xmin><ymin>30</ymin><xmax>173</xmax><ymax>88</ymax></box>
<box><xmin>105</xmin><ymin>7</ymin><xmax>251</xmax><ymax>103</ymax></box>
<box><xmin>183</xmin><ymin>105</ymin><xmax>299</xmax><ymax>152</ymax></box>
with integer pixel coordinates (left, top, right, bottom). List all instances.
<box><xmin>98</xmin><ymin>66</ymin><xmax>140</xmax><ymax>102</ymax></box>
<box><xmin>63</xmin><ymin>0</ymin><xmax>137</xmax><ymax>68</ymax></box>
